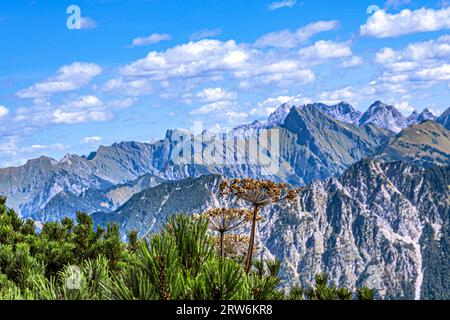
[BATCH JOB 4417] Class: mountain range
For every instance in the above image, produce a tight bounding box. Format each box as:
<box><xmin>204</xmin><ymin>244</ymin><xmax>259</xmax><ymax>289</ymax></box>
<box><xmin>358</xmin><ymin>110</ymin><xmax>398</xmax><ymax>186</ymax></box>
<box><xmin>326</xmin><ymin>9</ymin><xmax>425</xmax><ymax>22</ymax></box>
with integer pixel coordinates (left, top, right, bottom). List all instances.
<box><xmin>91</xmin><ymin>160</ymin><xmax>449</xmax><ymax>300</ymax></box>
<box><xmin>0</xmin><ymin>100</ymin><xmax>449</xmax><ymax>299</ymax></box>
<box><xmin>1</xmin><ymin>101</ymin><xmax>448</xmax><ymax>220</ymax></box>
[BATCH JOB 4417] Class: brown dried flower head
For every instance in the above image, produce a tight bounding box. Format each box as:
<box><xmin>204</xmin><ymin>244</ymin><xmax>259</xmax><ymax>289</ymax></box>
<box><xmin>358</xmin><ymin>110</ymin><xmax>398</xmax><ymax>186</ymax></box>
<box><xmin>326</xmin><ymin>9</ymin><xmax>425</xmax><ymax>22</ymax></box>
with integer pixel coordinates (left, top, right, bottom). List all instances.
<box><xmin>220</xmin><ymin>178</ymin><xmax>301</xmax><ymax>208</ymax></box>
<box><xmin>203</xmin><ymin>208</ymin><xmax>250</xmax><ymax>233</ymax></box>
<box><xmin>212</xmin><ymin>234</ymin><xmax>259</xmax><ymax>258</ymax></box>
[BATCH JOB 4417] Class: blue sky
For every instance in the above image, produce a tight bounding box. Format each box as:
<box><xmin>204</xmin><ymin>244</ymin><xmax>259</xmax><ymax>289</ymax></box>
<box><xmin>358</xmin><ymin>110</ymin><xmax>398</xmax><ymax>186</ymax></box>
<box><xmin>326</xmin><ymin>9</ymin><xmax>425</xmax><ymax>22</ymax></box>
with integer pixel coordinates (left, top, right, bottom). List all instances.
<box><xmin>0</xmin><ymin>0</ymin><xmax>449</xmax><ymax>166</ymax></box>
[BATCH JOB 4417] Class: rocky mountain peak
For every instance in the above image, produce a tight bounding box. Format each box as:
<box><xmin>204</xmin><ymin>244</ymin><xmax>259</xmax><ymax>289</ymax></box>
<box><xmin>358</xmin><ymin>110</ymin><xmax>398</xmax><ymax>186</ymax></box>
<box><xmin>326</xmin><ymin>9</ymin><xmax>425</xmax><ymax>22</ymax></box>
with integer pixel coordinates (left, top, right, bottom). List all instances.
<box><xmin>408</xmin><ymin>108</ymin><xmax>436</xmax><ymax>125</ymax></box>
<box><xmin>267</xmin><ymin>103</ymin><xmax>294</xmax><ymax>126</ymax></box>
<box><xmin>318</xmin><ymin>101</ymin><xmax>362</xmax><ymax>124</ymax></box>
<box><xmin>437</xmin><ymin>107</ymin><xmax>450</xmax><ymax>130</ymax></box>
<box><xmin>26</xmin><ymin>156</ymin><xmax>58</xmax><ymax>168</ymax></box>
<box><xmin>359</xmin><ymin>101</ymin><xmax>407</xmax><ymax>133</ymax></box>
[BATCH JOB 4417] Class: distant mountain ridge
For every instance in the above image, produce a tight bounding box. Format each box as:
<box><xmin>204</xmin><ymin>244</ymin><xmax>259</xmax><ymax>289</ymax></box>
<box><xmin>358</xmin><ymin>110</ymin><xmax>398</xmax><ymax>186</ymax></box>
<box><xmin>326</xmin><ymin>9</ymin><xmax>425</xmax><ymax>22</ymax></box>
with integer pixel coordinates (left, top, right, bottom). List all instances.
<box><xmin>374</xmin><ymin>121</ymin><xmax>450</xmax><ymax>167</ymax></box>
<box><xmin>34</xmin><ymin>174</ymin><xmax>165</xmax><ymax>222</ymax></box>
<box><xmin>28</xmin><ymin>103</ymin><xmax>394</xmax><ymax>221</ymax></box>
<box><xmin>407</xmin><ymin>108</ymin><xmax>436</xmax><ymax>126</ymax></box>
<box><xmin>0</xmin><ymin>100</ymin><xmax>444</xmax><ymax>218</ymax></box>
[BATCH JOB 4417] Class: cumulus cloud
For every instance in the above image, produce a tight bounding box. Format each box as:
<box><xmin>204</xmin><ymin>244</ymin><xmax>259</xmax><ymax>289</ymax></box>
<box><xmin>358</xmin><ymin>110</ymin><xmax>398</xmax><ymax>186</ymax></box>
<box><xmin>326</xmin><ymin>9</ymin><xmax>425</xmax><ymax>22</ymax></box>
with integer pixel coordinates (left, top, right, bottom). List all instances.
<box><xmin>0</xmin><ymin>139</ymin><xmax>70</xmax><ymax>167</ymax></box>
<box><xmin>17</xmin><ymin>62</ymin><xmax>102</xmax><ymax>98</ymax></box>
<box><xmin>298</xmin><ymin>40</ymin><xmax>352</xmax><ymax>60</ymax></box>
<box><xmin>27</xmin><ymin>143</ymin><xmax>68</xmax><ymax>152</ymax></box>
<box><xmin>360</xmin><ymin>7</ymin><xmax>450</xmax><ymax>38</ymax></box>
<box><xmin>120</xmin><ymin>39</ymin><xmax>316</xmax><ymax>91</ymax></box>
<box><xmin>268</xmin><ymin>0</ymin><xmax>297</xmax><ymax>11</ymax></box>
<box><xmin>415</xmin><ymin>64</ymin><xmax>450</xmax><ymax>81</ymax></box>
<box><xmin>196</xmin><ymin>87</ymin><xmax>237</xmax><ymax>103</ymax></box>
<box><xmin>237</xmin><ymin>60</ymin><xmax>315</xmax><ymax>90</ymax></box>
<box><xmin>120</xmin><ymin>39</ymin><xmax>250</xmax><ymax>79</ymax></box>
<box><xmin>80</xmin><ymin>16</ymin><xmax>98</xmax><ymax>29</ymax></box>
<box><xmin>129</xmin><ymin>33</ymin><xmax>171</xmax><ymax>47</ymax></box>
<box><xmin>384</xmin><ymin>0</ymin><xmax>411</xmax><ymax>10</ymax></box>
<box><xmin>250</xmin><ymin>95</ymin><xmax>310</xmax><ymax>117</ymax></box>
<box><xmin>340</xmin><ymin>56</ymin><xmax>364</xmax><ymax>68</ymax></box>
<box><xmin>318</xmin><ymin>87</ymin><xmax>356</xmax><ymax>105</ymax></box>
<box><xmin>0</xmin><ymin>105</ymin><xmax>9</xmax><ymax>118</ymax></box>
<box><xmin>395</xmin><ymin>100</ymin><xmax>415</xmax><ymax>113</ymax></box>
<box><xmin>189</xmin><ymin>100</ymin><xmax>236</xmax><ymax>116</ymax></box>
<box><xmin>254</xmin><ymin>20</ymin><xmax>339</xmax><ymax>48</ymax></box>
<box><xmin>80</xmin><ymin>136</ymin><xmax>102</xmax><ymax>145</ymax></box>
<box><xmin>103</xmin><ymin>77</ymin><xmax>153</xmax><ymax>96</ymax></box>
<box><xmin>51</xmin><ymin>95</ymin><xmax>111</xmax><ymax>124</ymax></box>
<box><xmin>52</xmin><ymin>110</ymin><xmax>111</xmax><ymax>124</ymax></box>
<box><xmin>374</xmin><ymin>35</ymin><xmax>450</xmax><ymax>89</ymax></box>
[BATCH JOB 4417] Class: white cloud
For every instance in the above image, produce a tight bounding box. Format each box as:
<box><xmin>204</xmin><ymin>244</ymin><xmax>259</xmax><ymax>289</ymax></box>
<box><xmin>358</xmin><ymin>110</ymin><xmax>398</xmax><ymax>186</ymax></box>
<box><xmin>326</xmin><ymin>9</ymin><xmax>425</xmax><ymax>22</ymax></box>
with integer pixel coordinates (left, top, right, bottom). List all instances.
<box><xmin>0</xmin><ymin>105</ymin><xmax>9</xmax><ymax>118</ymax></box>
<box><xmin>384</xmin><ymin>0</ymin><xmax>411</xmax><ymax>9</ymax></box>
<box><xmin>226</xmin><ymin>111</ymin><xmax>248</xmax><ymax>121</ymax></box>
<box><xmin>395</xmin><ymin>100</ymin><xmax>415</xmax><ymax>113</ymax></box>
<box><xmin>340</xmin><ymin>56</ymin><xmax>364</xmax><ymax>68</ymax></box>
<box><xmin>375</xmin><ymin>47</ymin><xmax>397</xmax><ymax>64</ymax></box>
<box><xmin>0</xmin><ymin>139</ymin><xmax>70</xmax><ymax>167</ymax></box>
<box><xmin>120</xmin><ymin>39</ymin><xmax>250</xmax><ymax>79</ymax></box>
<box><xmin>52</xmin><ymin>109</ymin><xmax>111</xmax><ymax>124</ymax></box>
<box><xmin>51</xmin><ymin>95</ymin><xmax>111</xmax><ymax>124</ymax></box>
<box><xmin>250</xmin><ymin>95</ymin><xmax>310</xmax><ymax>117</ymax></box>
<box><xmin>17</xmin><ymin>62</ymin><xmax>102</xmax><ymax>98</ymax></box>
<box><xmin>108</xmin><ymin>97</ymin><xmax>138</xmax><ymax>109</ymax></box>
<box><xmin>130</xmin><ymin>33</ymin><xmax>171</xmax><ymax>47</ymax></box>
<box><xmin>298</xmin><ymin>40</ymin><xmax>352</xmax><ymax>60</ymax></box>
<box><xmin>374</xmin><ymin>35</ymin><xmax>450</xmax><ymax>87</ymax></box>
<box><xmin>104</xmin><ymin>77</ymin><xmax>153</xmax><ymax>96</ymax></box>
<box><xmin>190</xmin><ymin>29</ymin><xmax>222</xmax><ymax>41</ymax></box>
<box><xmin>268</xmin><ymin>0</ymin><xmax>297</xmax><ymax>11</ymax></box>
<box><xmin>190</xmin><ymin>100</ymin><xmax>235</xmax><ymax>115</ymax></box>
<box><xmin>80</xmin><ymin>16</ymin><xmax>98</xmax><ymax>29</ymax></box>
<box><xmin>237</xmin><ymin>60</ymin><xmax>315</xmax><ymax>90</ymax></box>
<box><xmin>318</xmin><ymin>87</ymin><xmax>356</xmax><ymax>105</ymax></box>
<box><xmin>254</xmin><ymin>20</ymin><xmax>339</xmax><ymax>48</ymax></box>
<box><xmin>68</xmin><ymin>95</ymin><xmax>102</xmax><ymax>109</ymax></box>
<box><xmin>80</xmin><ymin>136</ymin><xmax>102</xmax><ymax>145</ymax></box>
<box><xmin>120</xmin><ymin>39</ymin><xmax>316</xmax><ymax>90</ymax></box>
<box><xmin>196</xmin><ymin>87</ymin><xmax>237</xmax><ymax>102</ymax></box>
<box><xmin>415</xmin><ymin>64</ymin><xmax>450</xmax><ymax>81</ymax></box>
<box><xmin>360</xmin><ymin>7</ymin><xmax>450</xmax><ymax>38</ymax></box>
<box><xmin>27</xmin><ymin>143</ymin><xmax>68</xmax><ymax>151</ymax></box>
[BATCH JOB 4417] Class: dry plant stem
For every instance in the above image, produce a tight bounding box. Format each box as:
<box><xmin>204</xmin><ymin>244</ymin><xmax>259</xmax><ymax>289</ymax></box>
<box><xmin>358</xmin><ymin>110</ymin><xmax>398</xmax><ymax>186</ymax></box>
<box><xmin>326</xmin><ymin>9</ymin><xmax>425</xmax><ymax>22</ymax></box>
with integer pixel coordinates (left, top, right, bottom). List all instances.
<box><xmin>245</xmin><ymin>205</ymin><xmax>260</xmax><ymax>274</ymax></box>
<box><xmin>220</xmin><ymin>231</ymin><xmax>224</xmax><ymax>259</ymax></box>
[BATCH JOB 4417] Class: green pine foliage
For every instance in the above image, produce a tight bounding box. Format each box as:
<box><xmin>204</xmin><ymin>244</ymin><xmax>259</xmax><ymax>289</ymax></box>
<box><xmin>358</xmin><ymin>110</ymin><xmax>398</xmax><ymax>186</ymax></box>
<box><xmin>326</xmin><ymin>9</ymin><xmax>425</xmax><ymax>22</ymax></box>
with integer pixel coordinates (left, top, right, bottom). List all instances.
<box><xmin>0</xmin><ymin>196</ymin><xmax>375</xmax><ymax>300</ymax></box>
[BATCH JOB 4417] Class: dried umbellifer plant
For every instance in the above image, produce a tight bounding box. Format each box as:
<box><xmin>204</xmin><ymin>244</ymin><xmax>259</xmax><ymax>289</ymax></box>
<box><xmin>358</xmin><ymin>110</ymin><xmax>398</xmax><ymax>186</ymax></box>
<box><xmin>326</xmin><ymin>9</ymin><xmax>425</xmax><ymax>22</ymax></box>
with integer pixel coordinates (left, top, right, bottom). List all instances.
<box><xmin>220</xmin><ymin>178</ymin><xmax>301</xmax><ymax>273</ymax></box>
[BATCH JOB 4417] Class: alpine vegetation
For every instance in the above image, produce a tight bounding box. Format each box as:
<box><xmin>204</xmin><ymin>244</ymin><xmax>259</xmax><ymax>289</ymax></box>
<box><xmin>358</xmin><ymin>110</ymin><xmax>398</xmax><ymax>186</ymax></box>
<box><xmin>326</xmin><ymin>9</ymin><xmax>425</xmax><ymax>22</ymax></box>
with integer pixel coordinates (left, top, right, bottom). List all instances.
<box><xmin>0</xmin><ymin>196</ymin><xmax>373</xmax><ymax>300</ymax></box>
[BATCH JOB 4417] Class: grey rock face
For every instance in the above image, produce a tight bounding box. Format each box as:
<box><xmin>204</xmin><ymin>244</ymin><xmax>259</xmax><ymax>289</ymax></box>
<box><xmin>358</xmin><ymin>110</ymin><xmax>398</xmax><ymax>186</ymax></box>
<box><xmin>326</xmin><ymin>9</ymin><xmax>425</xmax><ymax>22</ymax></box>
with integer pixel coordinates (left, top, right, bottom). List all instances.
<box><xmin>407</xmin><ymin>109</ymin><xmax>436</xmax><ymax>126</ymax></box>
<box><xmin>265</xmin><ymin>161</ymin><xmax>449</xmax><ymax>300</ymax></box>
<box><xmin>279</xmin><ymin>105</ymin><xmax>392</xmax><ymax>184</ymax></box>
<box><xmin>437</xmin><ymin>107</ymin><xmax>450</xmax><ymax>130</ymax></box>
<box><xmin>33</xmin><ymin>174</ymin><xmax>165</xmax><ymax>222</ymax></box>
<box><xmin>359</xmin><ymin>101</ymin><xmax>407</xmax><ymax>133</ymax></box>
<box><xmin>92</xmin><ymin>175</ymin><xmax>225</xmax><ymax>237</ymax></box>
<box><xmin>92</xmin><ymin>160</ymin><xmax>449</xmax><ymax>300</ymax></box>
<box><xmin>311</xmin><ymin>102</ymin><xmax>362</xmax><ymax>125</ymax></box>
